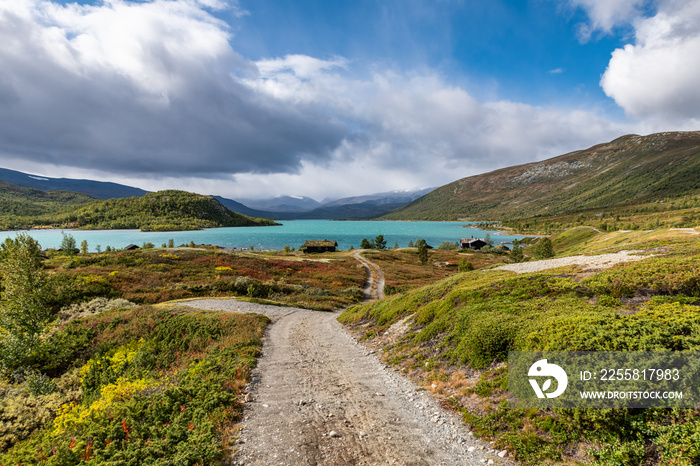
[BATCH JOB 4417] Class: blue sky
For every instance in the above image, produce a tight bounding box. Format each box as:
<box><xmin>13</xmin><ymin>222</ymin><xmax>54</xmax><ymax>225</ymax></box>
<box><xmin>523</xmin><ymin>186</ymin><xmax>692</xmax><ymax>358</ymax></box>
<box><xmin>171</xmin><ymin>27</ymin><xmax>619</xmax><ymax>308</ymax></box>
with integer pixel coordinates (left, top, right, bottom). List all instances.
<box><xmin>0</xmin><ymin>0</ymin><xmax>699</xmax><ymax>200</ymax></box>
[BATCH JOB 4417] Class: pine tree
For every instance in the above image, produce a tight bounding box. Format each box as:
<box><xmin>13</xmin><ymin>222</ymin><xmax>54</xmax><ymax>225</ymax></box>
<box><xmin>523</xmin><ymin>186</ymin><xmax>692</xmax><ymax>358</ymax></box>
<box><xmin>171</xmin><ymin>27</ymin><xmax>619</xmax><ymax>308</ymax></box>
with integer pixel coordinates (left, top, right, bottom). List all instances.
<box><xmin>417</xmin><ymin>239</ymin><xmax>428</xmax><ymax>265</ymax></box>
<box><xmin>534</xmin><ymin>237</ymin><xmax>554</xmax><ymax>259</ymax></box>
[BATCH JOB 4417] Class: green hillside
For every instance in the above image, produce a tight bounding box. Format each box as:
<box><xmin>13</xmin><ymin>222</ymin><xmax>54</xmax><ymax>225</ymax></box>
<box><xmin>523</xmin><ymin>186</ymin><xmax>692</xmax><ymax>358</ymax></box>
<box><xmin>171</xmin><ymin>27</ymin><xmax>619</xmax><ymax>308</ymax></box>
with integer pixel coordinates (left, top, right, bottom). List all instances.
<box><xmin>340</xmin><ymin>232</ymin><xmax>700</xmax><ymax>464</ymax></box>
<box><xmin>63</xmin><ymin>190</ymin><xmax>279</xmax><ymax>231</ymax></box>
<box><xmin>383</xmin><ymin>131</ymin><xmax>700</xmax><ymax>221</ymax></box>
<box><xmin>0</xmin><ymin>181</ymin><xmax>97</xmax><ymax>230</ymax></box>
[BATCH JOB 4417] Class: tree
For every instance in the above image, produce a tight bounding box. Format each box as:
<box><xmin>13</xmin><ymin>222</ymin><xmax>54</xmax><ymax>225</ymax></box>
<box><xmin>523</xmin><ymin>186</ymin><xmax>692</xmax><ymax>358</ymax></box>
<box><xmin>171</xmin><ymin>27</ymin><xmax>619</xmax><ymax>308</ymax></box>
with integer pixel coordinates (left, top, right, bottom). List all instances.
<box><xmin>60</xmin><ymin>232</ymin><xmax>76</xmax><ymax>255</ymax></box>
<box><xmin>375</xmin><ymin>235</ymin><xmax>387</xmax><ymax>250</ymax></box>
<box><xmin>0</xmin><ymin>234</ymin><xmax>53</xmax><ymax>373</ymax></box>
<box><xmin>484</xmin><ymin>233</ymin><xmax>494</xmax><ymax>247</ymax></box>
<box><xmin>534</xmin><ymin>237</ymin><xmax>555</xmax><ymax>259</ymax></box>
<box><xmin>417</xmin><ymin>239</ymin><xmax>428</xmax><ymax>265</ymax></box>
<box><xmin>168</xmin><ymin>239</ymin><xmax>175</xmax><ymax>248</ymax></box>
<box><xmin>407</xmin><ymin>240</ymin><xmax>414</xmax><ymax>248</ymax></box>
<box><xmin>393</xmin><ymin>242</ymin><xmax>399</xmax><ymax>249</ymax></box>
<box><xmin>360</xmin><ymin>238</ymin><xmax>372</xmax><ymax>249</ymax></box>
<box><xmin>80</xmin><ymin>239</ymin><xmax>89</xmax><ymax>254</ymax></box>
<box><xmin>509</xmin><ymin>244</ymin><xmax>524</xmax><ymax>262</ymax></box>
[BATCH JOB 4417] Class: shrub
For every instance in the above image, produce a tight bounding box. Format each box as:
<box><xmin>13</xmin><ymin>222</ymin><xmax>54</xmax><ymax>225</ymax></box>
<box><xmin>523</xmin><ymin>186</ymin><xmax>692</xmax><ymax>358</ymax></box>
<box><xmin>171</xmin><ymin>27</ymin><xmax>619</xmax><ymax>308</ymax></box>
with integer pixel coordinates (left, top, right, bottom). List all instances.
<box><xmin>534</xmin><ymin>237</ymin><xmax>555</xmax><ymax>259</ymax></box>
<box><xmin>58</xmin><ymin>297</ymin><xmax>136</xmax><ymax>324</ymax></box>
<box><xmin>458</xmin><ymin>259</ymin><xmax>474</xmax><ymax>272</ymax></box>
<box><xmin>0</xmin><ymin>234</ymin><xmax>54</xmax><ymax>374</ymax></box>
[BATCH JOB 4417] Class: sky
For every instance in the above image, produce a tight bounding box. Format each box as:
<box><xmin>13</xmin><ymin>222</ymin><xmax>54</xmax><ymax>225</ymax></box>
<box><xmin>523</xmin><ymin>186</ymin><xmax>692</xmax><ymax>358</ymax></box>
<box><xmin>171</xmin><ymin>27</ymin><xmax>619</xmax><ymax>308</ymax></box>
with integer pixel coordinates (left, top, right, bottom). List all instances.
<box><xmin>0</xmin><ymin>0</ymin><xmax>699</xmax><ymax>201</ymax></box>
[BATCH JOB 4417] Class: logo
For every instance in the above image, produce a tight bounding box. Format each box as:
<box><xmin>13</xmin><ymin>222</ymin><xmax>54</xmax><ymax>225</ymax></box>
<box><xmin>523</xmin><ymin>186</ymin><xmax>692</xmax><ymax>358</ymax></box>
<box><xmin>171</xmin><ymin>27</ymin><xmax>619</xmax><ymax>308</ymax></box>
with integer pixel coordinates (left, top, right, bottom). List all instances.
<box><xmin>528</xmin><ymin>359</ymin><xmax>568</xmax><ymax>399</ymax></box>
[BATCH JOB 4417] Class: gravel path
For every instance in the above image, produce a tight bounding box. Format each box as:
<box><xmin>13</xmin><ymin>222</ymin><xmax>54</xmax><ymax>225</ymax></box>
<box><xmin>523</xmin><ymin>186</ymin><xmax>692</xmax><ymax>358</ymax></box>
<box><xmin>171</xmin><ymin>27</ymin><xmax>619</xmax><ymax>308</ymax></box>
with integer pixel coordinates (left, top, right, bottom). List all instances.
<box><xmin>351</xmin><ymin>250</ymin><xmax>386</xmax><ymax>300</ymax></box>
<box><xmin>496</xmin><ymin>250</ymin><xmax>650</xmax><ymax>274</ymax></box>
<box><xmin>177</xmin><ymin>299</ymin><xmax>513</xmax><ymax>465</ymax></box>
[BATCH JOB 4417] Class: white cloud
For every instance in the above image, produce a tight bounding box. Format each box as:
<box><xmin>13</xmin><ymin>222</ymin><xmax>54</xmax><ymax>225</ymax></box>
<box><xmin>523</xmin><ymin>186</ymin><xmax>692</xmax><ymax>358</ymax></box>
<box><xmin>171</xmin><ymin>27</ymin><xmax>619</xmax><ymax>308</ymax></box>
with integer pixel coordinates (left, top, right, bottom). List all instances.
<box><xmin>0</xmin><ymin>0</ymin><xmax>643</xmax><ymax>200</ymax></box>
<box><xmin>569</xmin><ymin>0</ymin><xmax>648</xmax><ymax>39</ymax></box>
<box><xmin>600</xmin><ymin>0</ymin><xmax>700</xmax><ymax>121</ymax></box>
<box><xmin>0</xmin><ymin>0</ymin><xmax>344</xmax><ymax>176</ymax></box>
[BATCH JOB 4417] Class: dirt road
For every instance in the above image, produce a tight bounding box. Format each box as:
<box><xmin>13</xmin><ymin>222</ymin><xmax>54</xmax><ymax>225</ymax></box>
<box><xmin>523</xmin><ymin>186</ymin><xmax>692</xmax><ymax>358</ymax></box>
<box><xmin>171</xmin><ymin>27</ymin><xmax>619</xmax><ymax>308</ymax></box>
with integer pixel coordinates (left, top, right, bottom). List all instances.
<box><xmin>351</xmin><ymin>250</ymin><xmax>386</xmax><ymax>301</ymax></box>
<box><xmin>178</xmin><ymin>299</ymin><xmax>511</xmax><ymax>465</ymax></box>
<box><xmin>177</xmin><ymin>252</ymin><xmax>513</xmax><ymax>465</ymax></box>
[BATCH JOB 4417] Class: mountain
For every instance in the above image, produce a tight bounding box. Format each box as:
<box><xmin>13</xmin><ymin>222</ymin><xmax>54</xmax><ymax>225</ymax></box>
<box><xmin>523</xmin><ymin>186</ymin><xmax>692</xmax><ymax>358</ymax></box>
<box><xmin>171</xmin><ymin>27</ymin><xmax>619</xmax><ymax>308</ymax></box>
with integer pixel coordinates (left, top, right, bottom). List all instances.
<box><xmin>236</xmin><ymin>196</ymin><xmax>321</xmax><ymax>213</ymax></box>
<box><xmin>295</xmin><ymin>188</ymin><xmax>435</xmax><ymax>219</ymax></box>
<box><xmin>382</xmin><ymin>131</ymin><xmax>700</xmax><ymax>221</ymax></box>
<box><xmin>319</xmin><ymin>188</ymin><xmax>434</xmax><ymax>208</ymax></box>
<box><xmin>0</xmin><ymin>167</ymin><xmax>149</xmax><ymax>199</ymax></box>
<box><xmin>212</xmin><ymin>196</ymin><xmax>279</xmax><ymax>219</ymax></box>
<box><xmin>63</xmin><ymin>190</ymin><xmax>280</xmax><ymax>231</ymax></box>
<box><xmin>234</xmin><ymin>188</ymin><xmax>434</xmax><ymax>219</ymax></box>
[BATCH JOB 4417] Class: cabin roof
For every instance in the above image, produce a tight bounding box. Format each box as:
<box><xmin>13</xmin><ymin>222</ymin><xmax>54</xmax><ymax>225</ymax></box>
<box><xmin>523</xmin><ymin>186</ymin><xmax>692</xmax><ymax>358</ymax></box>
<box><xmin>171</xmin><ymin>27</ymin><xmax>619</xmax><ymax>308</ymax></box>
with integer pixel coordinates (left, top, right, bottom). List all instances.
<box><xmin>303</xmin><ymin>239</ymin><xmax>338</xmax><ymax>247</ymax></box>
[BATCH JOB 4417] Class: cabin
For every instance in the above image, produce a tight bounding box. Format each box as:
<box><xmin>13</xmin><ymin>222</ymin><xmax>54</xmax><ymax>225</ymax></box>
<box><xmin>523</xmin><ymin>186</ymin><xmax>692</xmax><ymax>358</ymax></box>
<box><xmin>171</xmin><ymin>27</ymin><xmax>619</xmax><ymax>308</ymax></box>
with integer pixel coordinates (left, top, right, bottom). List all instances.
<box><xmin>460</xmin><ymin>238</ymin><xmax>488</xmax><ymax>250</ymax></box>
<box><xmin>124</xmin><ymin>244</ymin><xmax>140</xmax><ymax>251</ymax></box>
<box><xmin>303</xmin><ymin>239</ymin><xmax>338</xmax><ymax>253</ymax></box>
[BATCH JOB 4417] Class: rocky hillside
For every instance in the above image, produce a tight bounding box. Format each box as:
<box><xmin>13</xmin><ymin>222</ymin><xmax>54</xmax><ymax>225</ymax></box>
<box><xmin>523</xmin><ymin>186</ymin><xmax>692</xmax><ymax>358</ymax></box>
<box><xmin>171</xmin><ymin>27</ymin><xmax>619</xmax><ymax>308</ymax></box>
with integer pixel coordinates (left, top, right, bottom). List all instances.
<box><xmin>382</xmin><ymin>131</ymin><xmax>700</xmax><ymax>220</ymax></box>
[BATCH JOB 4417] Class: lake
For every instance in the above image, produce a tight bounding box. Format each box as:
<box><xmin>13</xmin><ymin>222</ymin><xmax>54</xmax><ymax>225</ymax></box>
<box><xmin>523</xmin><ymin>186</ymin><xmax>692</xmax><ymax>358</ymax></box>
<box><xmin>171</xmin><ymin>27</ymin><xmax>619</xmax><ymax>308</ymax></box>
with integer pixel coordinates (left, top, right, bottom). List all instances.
<box><xmin>0</xmin><ymin>220</ymin><xmax>527</xmax><ymax>252</ymax></box>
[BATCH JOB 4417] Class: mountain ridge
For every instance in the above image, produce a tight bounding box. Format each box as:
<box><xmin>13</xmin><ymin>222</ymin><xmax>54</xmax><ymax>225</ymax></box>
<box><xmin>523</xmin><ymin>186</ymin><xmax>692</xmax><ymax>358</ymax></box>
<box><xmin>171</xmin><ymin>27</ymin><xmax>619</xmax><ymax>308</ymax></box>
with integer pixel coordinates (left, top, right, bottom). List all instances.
<box><xmin>382</xmin><ymin>131</ymin><xmax>700</xmax><ymax>221</ymax></box>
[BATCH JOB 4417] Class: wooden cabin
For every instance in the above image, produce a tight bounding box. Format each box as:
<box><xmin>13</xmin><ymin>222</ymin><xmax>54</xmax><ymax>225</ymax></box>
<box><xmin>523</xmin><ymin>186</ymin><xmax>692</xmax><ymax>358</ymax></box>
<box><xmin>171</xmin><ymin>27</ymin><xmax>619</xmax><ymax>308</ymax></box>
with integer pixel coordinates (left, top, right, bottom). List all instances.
<box><xmin>460</xmin><ymin>238</ymin><xmax>488</xmax><ymax>250</ymax></box>
<box><xmin>303</xmin><ymin>239</ymin><xmax>338</xmax><ymax>253</ymax></box>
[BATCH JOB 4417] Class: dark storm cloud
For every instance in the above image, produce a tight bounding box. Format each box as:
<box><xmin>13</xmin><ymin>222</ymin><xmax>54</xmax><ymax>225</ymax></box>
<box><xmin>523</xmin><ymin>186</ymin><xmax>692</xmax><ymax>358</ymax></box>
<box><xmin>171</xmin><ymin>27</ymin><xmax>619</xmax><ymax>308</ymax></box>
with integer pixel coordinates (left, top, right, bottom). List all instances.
<box><xmin>0</xmin><ymin>1</ymin><xmax>346</xmax><ymax>177</ymax></box>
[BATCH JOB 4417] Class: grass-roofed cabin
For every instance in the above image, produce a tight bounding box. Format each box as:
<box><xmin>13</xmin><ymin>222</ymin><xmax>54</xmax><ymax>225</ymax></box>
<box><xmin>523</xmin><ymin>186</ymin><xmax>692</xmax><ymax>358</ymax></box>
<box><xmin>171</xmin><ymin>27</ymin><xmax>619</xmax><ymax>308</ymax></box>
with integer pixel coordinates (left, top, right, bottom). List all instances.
<box><xmin>460</xmin><ymin>237</ymin><xmax>488</xmax><ymax>250</ymax></box>
<box><xmin>303</xmin><ymin>239</ymin><xmax>338</xmax><ymax>253</ymax></box>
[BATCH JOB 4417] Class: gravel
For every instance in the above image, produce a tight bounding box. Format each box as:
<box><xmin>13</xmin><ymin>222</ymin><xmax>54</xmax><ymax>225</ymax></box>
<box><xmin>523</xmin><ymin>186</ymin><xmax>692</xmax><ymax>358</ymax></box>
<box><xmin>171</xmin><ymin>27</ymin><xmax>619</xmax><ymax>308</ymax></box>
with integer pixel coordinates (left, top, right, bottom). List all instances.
<box><xmin>496</xmin><ymin>250</ymin><xmax>651</xmax><ymax>274</ymax></box>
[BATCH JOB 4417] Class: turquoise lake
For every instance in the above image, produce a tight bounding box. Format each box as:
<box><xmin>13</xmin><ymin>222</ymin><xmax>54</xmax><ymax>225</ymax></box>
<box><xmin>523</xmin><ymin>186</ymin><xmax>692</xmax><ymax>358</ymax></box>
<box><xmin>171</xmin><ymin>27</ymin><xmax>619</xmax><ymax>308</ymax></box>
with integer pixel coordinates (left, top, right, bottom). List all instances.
<box><xmin>0</xmin><ymin>220</ymin><xmax>526</xmax><ymax>252</ymax></box>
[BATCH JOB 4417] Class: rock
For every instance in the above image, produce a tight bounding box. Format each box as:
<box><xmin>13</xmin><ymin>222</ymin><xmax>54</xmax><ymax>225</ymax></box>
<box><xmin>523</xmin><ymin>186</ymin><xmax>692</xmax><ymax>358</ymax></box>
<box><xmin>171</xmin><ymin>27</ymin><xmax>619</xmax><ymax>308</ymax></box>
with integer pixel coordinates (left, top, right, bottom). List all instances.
<box><xmin>359</xmin><ymin>431</ymin><xmax>367</xmax><ymax>437</ymax></box>
<box><xmin>262</xmin><ymin>404</ymin><xmax>269</xmax><ymax>408</ymax></box>
<box><xmin>329</xmin><ymin>431</ymin><xmax>341</xmax><ymax>438</ymax></box>
<box><xmin>244</xmin><ymin>393</ymin><xmax>253</xmax><ymax>402</ymax></box>
<box><xmin>498</xmin><ymin>450</ymin><xmax>508</xmax><ymax>458</ymax></box>
<box><xmin>488</xmin><ymin>460</ymin><xmax>494</xmax><ymax>465</ymax></box>
<box><xmin>467</xmin><ymin>446</ymin><xmax>475</xmax><ymax>453</ymax></box>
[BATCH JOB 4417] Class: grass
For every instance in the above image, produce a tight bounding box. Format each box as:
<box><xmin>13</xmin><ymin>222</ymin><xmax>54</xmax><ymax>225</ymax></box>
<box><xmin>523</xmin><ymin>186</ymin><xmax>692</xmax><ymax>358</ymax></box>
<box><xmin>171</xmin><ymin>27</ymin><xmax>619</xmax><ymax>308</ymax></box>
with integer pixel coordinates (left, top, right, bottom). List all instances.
<box><xmin>0</xmin><ymin>305</ymin><xmax>267</xmax><ymax>465</ymax></box>
<box><xmin>46</xmin><ymin>248</ymin><xmax>366</xmax><ymax>311</ymax></box>
<box><xmin>339</xmin><ymin>229</ymin><xmax>700</xmax><ymax>465</ymax></box>
<box><xmin>359</xmin><ymin>248</ymin><xmax>507</xmax><ymax>295</ymax></box>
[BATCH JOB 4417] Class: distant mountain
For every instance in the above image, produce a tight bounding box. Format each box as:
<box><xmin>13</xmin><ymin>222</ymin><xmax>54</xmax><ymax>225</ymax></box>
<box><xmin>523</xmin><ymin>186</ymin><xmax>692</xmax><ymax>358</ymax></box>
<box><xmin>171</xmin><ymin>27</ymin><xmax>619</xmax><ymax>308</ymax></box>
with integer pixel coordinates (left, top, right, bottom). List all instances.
<box><xmin>236</xmin><ymin>196</ymin><xmax>321</xmax><ymax>213</ymax></box>
<box><xmin>320</xmin><ymin>188</ymin><xmax>434</xmax><ymax>208</ymax></box>
<box><xmin>0</xmin><ymin>167</ymin><xmax>149</xmax><ymax>199</ymax></box>
<box><xmin>212</xmin><ymin>196</ymin><xmax>279</xmax><ymax>219</ymax></box>
<box><xmin>295</xmin><ymin>188</ymin><xmax>435</xmax><ymax>219</ymax></box>
<box><xmin>382</xmin><ymin>131</ymin><xmax>700</xmax><ymax>221</ymax></box>
<box><xmin>235</xmin><ymin>188</ymin><xmax>434</xmax><ymax>219</ymax></box>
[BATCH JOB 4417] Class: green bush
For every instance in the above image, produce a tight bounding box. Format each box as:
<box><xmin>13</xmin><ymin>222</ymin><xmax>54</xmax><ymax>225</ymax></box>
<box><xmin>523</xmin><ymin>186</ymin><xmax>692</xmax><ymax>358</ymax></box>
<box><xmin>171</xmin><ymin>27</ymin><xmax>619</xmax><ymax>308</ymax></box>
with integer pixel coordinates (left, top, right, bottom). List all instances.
<box><xmin>0</xmin><ymin>234</ymin><xmax>54</xmax><ymax>374</ymax></box>
<box><xmin>0</xmin><ymin>306</ymin><xmax>267</xmax><ymax>465</ymax></box>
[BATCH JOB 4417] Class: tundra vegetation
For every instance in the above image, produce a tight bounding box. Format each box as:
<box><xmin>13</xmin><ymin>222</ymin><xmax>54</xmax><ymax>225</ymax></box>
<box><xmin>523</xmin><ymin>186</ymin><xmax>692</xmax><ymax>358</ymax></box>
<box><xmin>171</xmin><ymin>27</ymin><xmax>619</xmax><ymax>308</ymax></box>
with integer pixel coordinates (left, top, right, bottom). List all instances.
<box><xmin>3</xmin><ymin>222</ymin><xmax>700</xmax><ymax>464</ymax></box>
<box><xmin>340</xmin><ymin>227</ymin><xmax>700</xmax><ymax>465</ymax></box>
